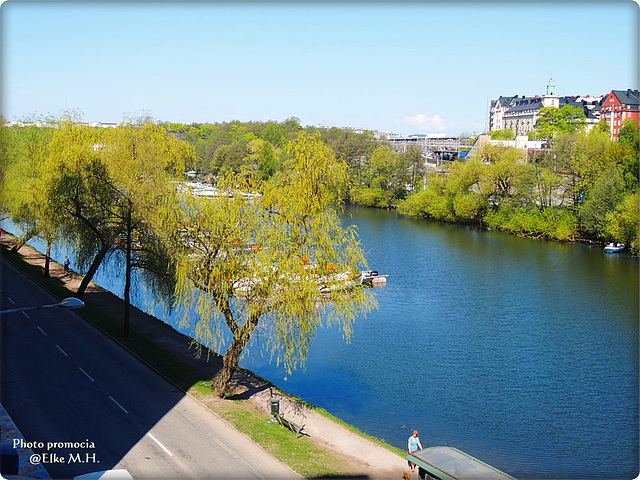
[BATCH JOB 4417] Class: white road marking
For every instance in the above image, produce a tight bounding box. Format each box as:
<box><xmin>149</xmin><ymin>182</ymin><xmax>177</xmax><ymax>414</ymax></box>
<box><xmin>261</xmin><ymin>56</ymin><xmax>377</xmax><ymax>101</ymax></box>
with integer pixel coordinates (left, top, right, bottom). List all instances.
<box><xmin>36</xmin><ymin>326</ymin><xmax>48</xmax><ymax>336</ymax></box>
<box><xmin>79</xmin><ymin>368</ymin><xmax>95</xmax><ymax>382</ymax></box>
<box><xmin>109</xmin><ymin>396</ymin><xmax>128</xmax><ymax>414</ymax></box>
<box><xmin>7</xmin><ymin>297</ymin><xmax>15</xmax><ymax>304</ymax></box>
<box><xmin>22</xmin><ymin>311</ymin><xmax>30</xmax><ymax>318</ymax></box>
<box><xmin>56</xmin><ymin>345</ymin><xmax>68</xmax><ymax>357</ymax></box>
<box><xmin>146</xmin><ymin>432</ymin><xmax>173</xmax><ymax>457</ymax></box>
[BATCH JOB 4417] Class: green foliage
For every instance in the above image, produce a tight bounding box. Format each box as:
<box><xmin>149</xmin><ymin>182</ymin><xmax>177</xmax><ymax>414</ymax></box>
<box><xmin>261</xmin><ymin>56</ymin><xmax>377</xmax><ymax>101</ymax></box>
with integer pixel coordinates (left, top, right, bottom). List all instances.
<box><xmin>350</xmin><ymin>187</ymin><xmax>394</xmax><ymax>208</ymax></box>
<box><xmin>396</xmin><ymin>128</ymin><xmax>633</xmax><ymax>248</ymax></box>
<box><xmin>260</xmin><ymin>122</ymin><xmax>289</xmax><ymax>149</ymax></box>
<box><xmin>592</xmin><ymin>120</ymin><xmax>610</xmax><ymax>134</ymax></box>
<box><xmin>212</xmin><ymin>141</ymin><xmax>249</xmax><ymax>174</ymax></box>
<box><xmin>453</xmin><ymin>192</ymin><xmax>487</xmax><ymax>222</ymax></box>
<box><xmin>0</xmin><ymin>123</ymin><xmax>60</xmax><ymax>273</ymax></box>
<box><xmin>0</xmin><ymin>124</ymin><xmax>55</xmax><ymax>230</ymax></box>
<box><xmin>491</xmin><ymin>129</ymin><xmax>516</xmax><ymax>140</ymax></box>
<box><xmin>164</xmin><ymin>119</ymin><xmax>412</xmax><ymax>209</ymax></box>
<box><xmin>485</xmin><ymin>148</ymin><xmax>528</xmax><ymax>202</ymax></box>
<box><xmin>160</xmin><ymin>130</ymin><xmax>376</xmax><ymax>397</ymax></box>
<box><xmin>617</xmin><ymin>120</ymin><xmax>639</xmax><ymax>192</ymax></box>
<box><xmin>356</xmin><ymin>144</ymin><xmax>411</xmax><ymax>206</ymax></box>
<box><xmin>318</xmin><ymin>128</ymin><xmax>377</xmax><ymax>177</ymax></box>
<box><xmin>579</xmin><ymin>167</ymin><xmax>624</xmax><ymax>238</ymax></box>
<box><xmin>175</xmin><ymin>119</ymin><xmax>305</xmax><ymax>175</ymax></box>
<box><xmin>535</xmin><ymin>105</ymin><xmax>587</xmax><ymax>139</ymax></box>
<box><xmin>397</xmin><ymin>174</ymin><xmax>455</xmax><ymax>222</ymax></box>
<box><xmin>484</xmin><ymin>205</ymin><xmax>578</xmax><ymax>241</ymax></box>
<box><xmin>402</xmin><ymin>145</ymin><xmax>426</xmax><ymax>190</ymax></box>
<box><xmin>605</xmin><ymin>192</ymin><xmax>639</xmax><ymax>254</ymax></box>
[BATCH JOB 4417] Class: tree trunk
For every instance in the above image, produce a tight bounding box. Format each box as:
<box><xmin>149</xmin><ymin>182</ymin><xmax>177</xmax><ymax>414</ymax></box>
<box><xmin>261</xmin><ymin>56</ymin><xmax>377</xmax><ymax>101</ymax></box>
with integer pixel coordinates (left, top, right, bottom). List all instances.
<box><xmin>123</xmin><ymin>211</ymin><xmax>132</xmax><ymax>338</ymax></box>
<box><xmin>44</xmin><ymin>241</ymin><xmax>51</xmax><ymax>277</ymax></box>
<box><xmin>76</xmin><ymin>243</ymin><xmax>111</xmax><ymax>299</ymax></box>
<box><xmin>215</xmin><ymin>315</ymin><xmax>261</xmax><ymax>398</ymax></box>
<box><xmin>215</xmin><ymin>337</ymin><xmax>245</xmax><ymax>398</ymax></box>
<box><xmin>10</xmin><ymin>231</ymin><xmax>36</xmax><ymax>254</ymax></box>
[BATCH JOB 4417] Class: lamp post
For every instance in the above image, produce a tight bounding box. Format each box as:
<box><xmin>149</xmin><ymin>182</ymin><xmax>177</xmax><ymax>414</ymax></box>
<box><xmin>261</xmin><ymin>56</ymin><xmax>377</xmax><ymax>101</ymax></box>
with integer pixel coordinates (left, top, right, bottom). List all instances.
<box><xmin>0</xmin><ymin>297</ymin><xmax>85</xmax><ymax>315</ymax></box>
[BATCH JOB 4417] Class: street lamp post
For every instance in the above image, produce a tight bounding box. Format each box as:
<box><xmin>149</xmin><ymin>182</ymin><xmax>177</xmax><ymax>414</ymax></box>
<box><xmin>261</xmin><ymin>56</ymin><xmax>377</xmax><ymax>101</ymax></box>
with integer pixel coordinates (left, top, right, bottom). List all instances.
<box><xmin>0</xmin><ymin>297</ymin><xmax>85</xmax><ymax>315</ymax></box>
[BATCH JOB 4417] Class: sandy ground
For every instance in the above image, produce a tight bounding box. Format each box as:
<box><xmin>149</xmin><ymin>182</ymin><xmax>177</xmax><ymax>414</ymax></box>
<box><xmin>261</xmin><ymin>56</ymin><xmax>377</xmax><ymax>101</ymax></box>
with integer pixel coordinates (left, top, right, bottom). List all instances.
<box><xmin>1</xmin><ymin>233</ymin><xmax>410</xmax><ymax>480</ymax></box>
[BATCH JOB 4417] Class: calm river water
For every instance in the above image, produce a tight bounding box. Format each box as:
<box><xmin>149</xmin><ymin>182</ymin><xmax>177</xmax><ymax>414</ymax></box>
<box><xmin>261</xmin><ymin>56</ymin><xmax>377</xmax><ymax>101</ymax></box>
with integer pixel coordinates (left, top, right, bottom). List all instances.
<box><xmin>242</xmin><ymin>206</ymin><xmax>639</xmax><ymax>479</ymax></box>
<box><xmin>8</xmin><ymin>206</ymin><xmax>639</xmax><ymax>479</ymax></box>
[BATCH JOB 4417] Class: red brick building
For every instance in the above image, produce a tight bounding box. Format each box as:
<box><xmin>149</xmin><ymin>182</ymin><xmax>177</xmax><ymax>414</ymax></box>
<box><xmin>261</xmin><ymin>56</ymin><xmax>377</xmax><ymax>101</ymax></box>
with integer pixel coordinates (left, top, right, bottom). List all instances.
<box><xmin>600</xmin><ymin>89</ymin><xmax>639</xmax><ymax>140</ymax></box>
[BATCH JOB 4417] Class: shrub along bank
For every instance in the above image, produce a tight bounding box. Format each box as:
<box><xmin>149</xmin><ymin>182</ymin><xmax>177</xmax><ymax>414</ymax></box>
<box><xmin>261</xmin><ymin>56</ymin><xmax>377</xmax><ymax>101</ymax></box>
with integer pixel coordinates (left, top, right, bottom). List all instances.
<box><xmin>393</xmin><ymin>125</ymin><xmax>639</xmax><ymax>254</ymax></box>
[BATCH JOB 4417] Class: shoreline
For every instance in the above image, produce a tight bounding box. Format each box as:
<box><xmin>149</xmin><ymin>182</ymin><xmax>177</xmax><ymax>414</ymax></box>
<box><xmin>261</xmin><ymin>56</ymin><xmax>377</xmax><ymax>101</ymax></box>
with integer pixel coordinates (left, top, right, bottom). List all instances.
<box><xmin>0</xmin><ymin>232</ymin><xmax>409</xmax><ymax>479</ymax></box>
<box><xmin>349</xmin><ymin>202</ymin><xmax>622</xmax><ymax>249</ymax></box>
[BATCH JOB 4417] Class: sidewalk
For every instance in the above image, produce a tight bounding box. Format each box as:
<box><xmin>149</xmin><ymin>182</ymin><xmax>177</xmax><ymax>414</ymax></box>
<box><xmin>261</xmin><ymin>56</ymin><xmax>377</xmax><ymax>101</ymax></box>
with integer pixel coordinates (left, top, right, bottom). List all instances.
<box><xmin>0</xmin><ymin>234</ymin><xmax>408</xmax><ymax>479</ymax></box>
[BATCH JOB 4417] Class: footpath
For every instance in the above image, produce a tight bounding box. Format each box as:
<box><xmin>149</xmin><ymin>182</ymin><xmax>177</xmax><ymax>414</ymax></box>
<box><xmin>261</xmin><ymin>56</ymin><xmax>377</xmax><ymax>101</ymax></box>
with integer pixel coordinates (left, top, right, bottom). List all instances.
<box><xmin>0</xmin><ymin>234</ymin><xmax>409</xmax><ymax>480</ymax></box>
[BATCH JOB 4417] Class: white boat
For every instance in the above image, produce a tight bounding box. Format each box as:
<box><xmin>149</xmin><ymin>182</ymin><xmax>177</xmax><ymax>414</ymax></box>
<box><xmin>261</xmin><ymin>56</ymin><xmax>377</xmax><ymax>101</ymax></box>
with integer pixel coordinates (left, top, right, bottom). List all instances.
<box><xmin>604</xmin><ymin>242</ymin><xmax>625</xmax><ymax>253</ymax></box>
<box><xmin>360</xmin><ymin>270</ymin><xmax>388</xmax><ymax>286</ymax></box>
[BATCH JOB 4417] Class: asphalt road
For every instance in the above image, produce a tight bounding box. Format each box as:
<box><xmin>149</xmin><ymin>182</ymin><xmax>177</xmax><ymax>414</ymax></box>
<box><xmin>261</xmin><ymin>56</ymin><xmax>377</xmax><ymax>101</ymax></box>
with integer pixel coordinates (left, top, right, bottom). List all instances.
<box><xmin>1</xmin><ymin>258</ymin><xmax>298</xmax><ymax>480</ymax></box>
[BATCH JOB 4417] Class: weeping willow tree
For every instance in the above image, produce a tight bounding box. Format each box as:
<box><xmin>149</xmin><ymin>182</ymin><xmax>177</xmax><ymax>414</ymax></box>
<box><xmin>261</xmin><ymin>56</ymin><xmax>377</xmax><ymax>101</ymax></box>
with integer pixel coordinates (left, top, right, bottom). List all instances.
<box><xmin>44</xmin><ymin>118</ymin><xmax>116</xmax><ymax>297</ymax></box>
<box><xmin>0</xmin><ymin>122</ymin><xmax>59</xmax><ymax>274</ymax></box>
<box><xmin>98</xmin><ymin>119</ymin><xmax>196</xmax><ymax>336</ymax></box>
<box><xmin>159</xmin><ymin>131</ymin><xmax>377</xmax><ymax>398</ymax></box>
<box><xmin>45</xmin><ymin>117</ymin><xmax>195</xmax><ymax>335</ymax></box>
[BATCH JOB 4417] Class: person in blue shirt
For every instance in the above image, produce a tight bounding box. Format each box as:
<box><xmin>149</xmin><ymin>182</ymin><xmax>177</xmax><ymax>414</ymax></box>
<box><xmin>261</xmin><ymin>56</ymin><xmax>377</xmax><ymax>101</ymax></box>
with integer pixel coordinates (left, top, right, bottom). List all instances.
<box><xmin>407</xmin><ymin>430</ymin><xmax>423</xmax><ymax>473</ymax></box>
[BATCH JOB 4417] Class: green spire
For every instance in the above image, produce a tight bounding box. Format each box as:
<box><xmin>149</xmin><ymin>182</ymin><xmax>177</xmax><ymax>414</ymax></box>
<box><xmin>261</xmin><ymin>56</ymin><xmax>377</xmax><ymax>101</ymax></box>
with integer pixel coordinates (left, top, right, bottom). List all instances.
<box><xmin>546</xmin><ymin>76</ymin><xmax>556</xmax><ymax>95</ymax></box>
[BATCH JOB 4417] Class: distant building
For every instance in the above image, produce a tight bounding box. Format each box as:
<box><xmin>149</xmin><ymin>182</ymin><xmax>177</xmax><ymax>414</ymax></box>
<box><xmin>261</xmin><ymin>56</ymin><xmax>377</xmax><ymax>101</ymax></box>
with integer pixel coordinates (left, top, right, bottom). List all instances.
<box><xmin>489</xmin><ymin>95</ymin><xmax>519</xmax><ymax>132</ymax></box>
<box><xmin>502</xmin><ymin>96</ymin><xmax>544</xmax><ymax>135</ymax></box>
<box><xmin>466</xmin><ymin>134</ymin><xmax>548</xmax><ymax>160</ymax></box>
<box><xmin>489</xmin><ymin>78</ymin><xmax>605</xmax><ymax>136</ymax></box>
<box><xmin>600</xmin><ymin>89</ymin><xmax>640</xmax><ymax>141</ymax></box>
<box><xmin>5</xmin><ymin>120</ymin><xmax>120</xmax><ymax>129</ymax></box>
<box><xmin>386</xmin><ymin>133</ymin><xmax>472</xmax><ymax>162</ymax></box>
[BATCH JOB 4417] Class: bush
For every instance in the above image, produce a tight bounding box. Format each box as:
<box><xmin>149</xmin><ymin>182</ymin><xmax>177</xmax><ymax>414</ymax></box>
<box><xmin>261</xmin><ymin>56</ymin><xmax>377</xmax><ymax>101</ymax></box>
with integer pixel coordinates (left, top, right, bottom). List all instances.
<box><xmin>453</xmin><ymin>192</ymin><xmax>486</xmax><ymax>222</ymax></box>
<box><xmin>491</xmin><ymin>129</ymin><xmax>516</xmax><ymax>140</ymax></box>
<box><xmin>484</xmin><ymin>205</ymin><xmax>577</xmax><ymax>241</ymax></box>
<box><xmin>349</xmin><ymin>187</ymin><xmax>394</xmax><ymax>208</ymax></box>
<box><xmin>398</xmin><ymin>187</ymin><xmax>454</xmax><ymax>221</ymax></box>
<box><xmin>606</xmin><ymin>192</ymin><xmax>639</xmax><ymax>255</ymax></box>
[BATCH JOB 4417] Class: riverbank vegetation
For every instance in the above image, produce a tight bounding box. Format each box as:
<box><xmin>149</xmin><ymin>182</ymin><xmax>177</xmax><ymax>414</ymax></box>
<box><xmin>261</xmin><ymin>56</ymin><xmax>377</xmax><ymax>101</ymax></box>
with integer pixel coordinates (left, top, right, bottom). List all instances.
<box><xmin>398</xmin><ymin>123</ymin><xmax>639</xmax><ymax>253</ymax></box>
<box><xmin>2</xmin><ymin>114</ymin><xmax>638</xmax><ymax>267</ymax></box>
<box><xmin>164</xmin><ymin>116</ymin><xmax>638</xmax><ymax>254</ymax></box>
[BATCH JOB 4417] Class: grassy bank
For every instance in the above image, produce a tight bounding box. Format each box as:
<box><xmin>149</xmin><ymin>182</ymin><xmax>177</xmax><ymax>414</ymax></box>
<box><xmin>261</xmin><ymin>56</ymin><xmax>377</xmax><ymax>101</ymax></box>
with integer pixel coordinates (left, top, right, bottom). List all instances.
<box><xmin>1</xmin><ymin>242</ymin><xmax>404</xmax><ymax>478</ymax></box>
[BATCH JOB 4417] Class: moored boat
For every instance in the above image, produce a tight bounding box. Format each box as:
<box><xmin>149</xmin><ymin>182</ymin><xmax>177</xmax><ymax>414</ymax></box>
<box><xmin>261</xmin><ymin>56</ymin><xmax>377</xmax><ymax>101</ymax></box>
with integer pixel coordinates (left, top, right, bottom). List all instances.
<box><xmin>604</xmin><ymin>242</ymin><xmax>625</xmax><ymax>253</ymax></box>
<box><xmin>360</xmin><ymin>270</ymin><xmax>388</xmax><ymax>286</ymax></box>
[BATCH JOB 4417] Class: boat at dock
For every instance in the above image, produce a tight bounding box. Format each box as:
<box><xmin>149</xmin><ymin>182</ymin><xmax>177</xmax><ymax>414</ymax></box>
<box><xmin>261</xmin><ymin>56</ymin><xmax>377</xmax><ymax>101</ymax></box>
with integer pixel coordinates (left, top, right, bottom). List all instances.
<box><xmin>604</xmin><ymin>242</ymin><xmax>625</xmax><ymax>253</ymax></box>
<box><xmin>360</xmin><ymin>270</ymin><xmax>388</xmax><ymax>286</ymax></box>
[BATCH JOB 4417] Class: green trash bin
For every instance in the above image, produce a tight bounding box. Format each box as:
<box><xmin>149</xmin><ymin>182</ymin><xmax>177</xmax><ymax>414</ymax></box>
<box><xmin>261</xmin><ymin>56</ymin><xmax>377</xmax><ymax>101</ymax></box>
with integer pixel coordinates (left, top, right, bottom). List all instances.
<box><xmin>270</xmin><ymin>398</ymin><xmax>280</xmax><ymax>416</ymax></box>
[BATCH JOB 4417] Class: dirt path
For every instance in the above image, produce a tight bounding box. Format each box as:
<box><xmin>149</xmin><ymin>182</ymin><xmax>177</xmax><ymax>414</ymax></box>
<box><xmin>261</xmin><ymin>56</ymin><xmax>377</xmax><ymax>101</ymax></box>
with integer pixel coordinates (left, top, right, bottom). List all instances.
<box><xmin>1</xmin><ymin>233</ymin><xmax>409</xmax><ymax>479</ymax></box>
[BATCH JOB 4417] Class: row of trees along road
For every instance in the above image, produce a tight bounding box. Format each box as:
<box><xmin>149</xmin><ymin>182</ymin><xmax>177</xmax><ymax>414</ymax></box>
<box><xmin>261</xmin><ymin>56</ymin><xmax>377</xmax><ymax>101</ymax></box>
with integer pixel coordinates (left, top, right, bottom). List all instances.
<box><xmin>0</xmin><ymin>115</ymin><xmax>375</xmax><ymax>397</ymax></box>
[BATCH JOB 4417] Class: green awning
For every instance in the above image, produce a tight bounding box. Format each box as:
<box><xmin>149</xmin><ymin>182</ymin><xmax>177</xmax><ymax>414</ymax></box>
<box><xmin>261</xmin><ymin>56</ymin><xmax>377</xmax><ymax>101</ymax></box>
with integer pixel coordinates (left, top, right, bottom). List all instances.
<box><xmin>406</xmin><ymin>446</ymin><xmax>517</xmax><ymax>480</ymax></box>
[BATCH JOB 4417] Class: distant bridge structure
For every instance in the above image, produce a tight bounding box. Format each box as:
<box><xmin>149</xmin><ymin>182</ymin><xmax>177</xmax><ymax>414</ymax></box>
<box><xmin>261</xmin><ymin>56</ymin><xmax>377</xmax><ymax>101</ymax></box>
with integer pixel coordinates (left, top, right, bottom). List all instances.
<box><xmin>385</xmin><ymin>134</ymin><xmax>472</xmax><ymax>165</ymax></box>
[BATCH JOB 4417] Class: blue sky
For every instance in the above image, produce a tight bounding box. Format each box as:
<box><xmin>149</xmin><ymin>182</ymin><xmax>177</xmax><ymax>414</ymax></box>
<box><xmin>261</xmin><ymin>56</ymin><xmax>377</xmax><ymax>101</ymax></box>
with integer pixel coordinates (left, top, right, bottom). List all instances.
<box><xmin>1</xmin><ymin>1</ymin><xmax>638</xmax><ymax>135</ymax></box>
